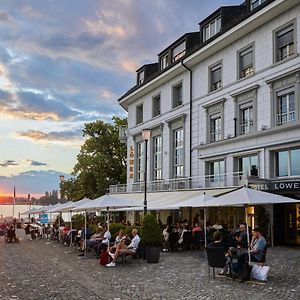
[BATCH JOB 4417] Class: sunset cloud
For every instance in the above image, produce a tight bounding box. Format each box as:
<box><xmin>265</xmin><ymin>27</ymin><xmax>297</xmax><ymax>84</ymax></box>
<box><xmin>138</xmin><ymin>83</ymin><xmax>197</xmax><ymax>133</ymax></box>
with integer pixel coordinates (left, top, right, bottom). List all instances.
<box><xmin>0</xmin><ymin>160</ymin><xmax>19</xmax><ymax>167</ymax></box>
<box><xmin>16</xmin><ymin>128</ymin><xmax>83</xmax><ymax>144</ymax></box>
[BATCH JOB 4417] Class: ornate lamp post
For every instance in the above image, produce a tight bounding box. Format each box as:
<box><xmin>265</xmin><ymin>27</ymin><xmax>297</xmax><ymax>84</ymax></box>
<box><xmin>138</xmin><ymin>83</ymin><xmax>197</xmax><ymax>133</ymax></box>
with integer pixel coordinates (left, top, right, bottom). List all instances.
<box><xmin>142</xmin><ymin>129</ymin><xmax>151</xmax><ymax>215</ymax></box>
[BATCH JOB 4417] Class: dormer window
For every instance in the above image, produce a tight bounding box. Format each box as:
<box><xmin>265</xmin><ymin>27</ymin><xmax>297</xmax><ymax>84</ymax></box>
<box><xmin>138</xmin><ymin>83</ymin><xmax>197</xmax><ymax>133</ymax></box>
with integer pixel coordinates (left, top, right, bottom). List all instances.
<box><xmin>251</xmin><ymin>0</ymin><xmax>266</xmax><ymax>10</ymax></box>
<box><xmin>160</xmin><ymin>54</ymin><xmax>169</xmax><ymax>70</ymax></box>
<box><xmin>172</xmin><ymin>41</ymin><xmax>186</xmax><ymax>62</ymax></box>
<box><xmin>203</xmin><ymin>16</ymin><xmax>221</xmax><ymax>42</ymax></box>
<box><xmin>138</xmin><ymin>70</ymin><xmax>145</xmax><ymax>85</ymax></box>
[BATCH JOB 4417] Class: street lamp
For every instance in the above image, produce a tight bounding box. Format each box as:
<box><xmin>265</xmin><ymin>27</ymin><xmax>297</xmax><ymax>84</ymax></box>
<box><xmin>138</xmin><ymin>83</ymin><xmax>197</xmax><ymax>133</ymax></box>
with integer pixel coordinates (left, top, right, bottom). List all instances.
<box><xmin>142</xmin><ymin>129</ymin><xmax>151</xmax><ymax>215</ymax></box>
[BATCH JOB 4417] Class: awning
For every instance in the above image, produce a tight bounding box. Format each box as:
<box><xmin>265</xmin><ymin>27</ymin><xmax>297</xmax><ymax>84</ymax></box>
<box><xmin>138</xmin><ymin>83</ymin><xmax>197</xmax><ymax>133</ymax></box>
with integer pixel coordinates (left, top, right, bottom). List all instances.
<box><xmin>114</xmin><ymin>187</ymin><xmax>235</xmax><ymax>212</ymax></box>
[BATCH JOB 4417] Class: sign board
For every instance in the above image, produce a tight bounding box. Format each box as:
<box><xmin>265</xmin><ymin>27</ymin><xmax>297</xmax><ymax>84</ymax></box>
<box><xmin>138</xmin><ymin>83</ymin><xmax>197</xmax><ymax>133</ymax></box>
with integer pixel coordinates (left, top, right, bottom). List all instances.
<box><xmin>129</xmin><ymin>145</ymin><xmax>134</xmax><ymax>179</ymax></box>
<box><xmin>250</xmin><ymin>181</ymin><xmax>300</xmax><ymax>192</ymax></box>
<box><xmin>39</xmin><ymin>214</ymin><xmax>49</xmax><ymax>224</ymax></box>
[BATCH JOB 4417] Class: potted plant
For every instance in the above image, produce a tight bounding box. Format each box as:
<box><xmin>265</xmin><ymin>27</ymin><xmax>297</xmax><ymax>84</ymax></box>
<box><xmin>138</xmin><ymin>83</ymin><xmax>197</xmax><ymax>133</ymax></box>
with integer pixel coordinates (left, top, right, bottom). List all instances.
<box><xmin>141</xmin><ymin>214</ymin><xmax>162</xmax><ymax>263</ymax></box>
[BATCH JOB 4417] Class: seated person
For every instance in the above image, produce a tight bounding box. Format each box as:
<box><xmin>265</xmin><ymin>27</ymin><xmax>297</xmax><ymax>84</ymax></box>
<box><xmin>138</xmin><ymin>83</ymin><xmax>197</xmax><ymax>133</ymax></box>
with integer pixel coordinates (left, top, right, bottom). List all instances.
<box><xmin>78</xmin><ymin>225</ymin><xmax>92</xmax><ymax>255</ymax></box>
<box><xmin>234</xmin><ymin>224</ymin><xmax>248</xmax><ymax>249</ymax></box>
<box><xmin>106</xmin><ymin>228</ymin><xmax>140</xmax><ymax>267</ymax></box>
<box><xmin>249</xmin><ymin>227</ymin><xmax>267</xmax><ymax>262</ymax></box>
<box><xmin>88</xmin><ymin>226</ymin><xmax>103</xmax><ymax>249</ymax></box>
<box><xmin>6</xmin><ymin>225</ymin><xmax>17</xmax><ymax>242</ymax></box>
<box><xmin>95</xmin><ymin>225</ymin><xmax>111</xmax><ymax>257</ymax></box>
<box><xmin>178</xmin><ymin>225</ymin><xmax>190</xmax><ymax>245</ymax></box>
<box><xmin>108</xmin><ymin>229</ymin><xmax>126</xmax><ymax>254</ymax></box>
<box><xmin>192</xmin><ymin>223</ymin><xmax>202</xmax><ymax>234</ymax></box>
<box><xmin>208</xmin><ymin>231</ymin><xmax>225</xmax><ymax>248</ymax></box>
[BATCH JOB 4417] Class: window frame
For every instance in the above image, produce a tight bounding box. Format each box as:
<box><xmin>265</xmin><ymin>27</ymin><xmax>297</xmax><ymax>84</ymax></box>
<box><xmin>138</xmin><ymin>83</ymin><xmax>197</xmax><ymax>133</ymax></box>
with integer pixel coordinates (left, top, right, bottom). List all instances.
<box><xmin>135</xmin><ymin>141</ymin><xmax>144</xmax><ymax>182</ymax></box>
<box><xmin>172</xmin><ymin>41</ymin><xmax>186</xmax><ymax>62</ymax></box>
<box><xmin>274</xmin><ymin>148</ymin><xmax>300</xmax><ymax>178</ymax></box>
<box><xmin>209</xmin><ymin>61</ymin><xmax>222</xmax><ymax>92</ymax></box>
<box><xmin>237</xmin><ymin>43</ymin><xmax>255</xmax><ymax>79</ymax></box>
<box><xmin>273</xmin><ymin>20</ymin><xmax>296</xmax><ymax>64</ymax></box>
<box><xmin>250</xmin><ymin>0</ymin><xmax>266</xmax><ymax>10</ymax></box>
<box><xmin>136</xmin><ymin>103</ymin><xmax>143</xmax><ymax>125</ymax></box>
<box><xmin>152</xmin><ymin>134</ymin><xmax>162</xmax><ymax>181</ymax></box>
<box><xmin>172</xmin><ymin>81</ymin><xmax>183</xmax><ymax>109</ymax></box>
<box><xmin>152</xmin><ymin>93</ymin><xmax>161</xmax><ymax>118</ymax></box>
<box><xmin>137</xmin><ymin>70</ymin><xmax>145</xmax><ymax>85</ymax></box>
<box><xmin>203</xmin><ymin>16</ymin><xmax>221</xmax><ymax>42</ymax></box>
<box><xmin>160</xmin><ymin>54</ymin><xmax>169</xmax><ymax>70</ymax></box>
<box><xmin>172</xmin><ymin>127</ymin><xmax>184</xmax><ymax>178</ymax></box>
<box><xmin>238</xmin><ymin>154</ymin><xmax>259</xmax><ymax>177</ymax></box>
<box><xmin>206</xmin><ymin>159</ymin><xmax>225</xmax><ymax>183</ymax></box>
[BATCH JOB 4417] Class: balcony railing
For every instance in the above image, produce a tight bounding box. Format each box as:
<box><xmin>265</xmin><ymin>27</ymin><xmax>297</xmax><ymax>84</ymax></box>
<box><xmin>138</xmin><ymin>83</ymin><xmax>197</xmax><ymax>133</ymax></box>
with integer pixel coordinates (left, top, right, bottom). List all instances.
<box><xmin>240</xmin><ymin>121</ymin><xmax>254</xmax><ymax>135</ymax></box>
<box><xmin>109</xmin><ymin>172</ymin><xmax>247</xmax><ymax>194</ymax></box>
<box><xmin>276</xmin><ymin>110</ymin><xmax>295</xmax><ymax>126</ymax></box>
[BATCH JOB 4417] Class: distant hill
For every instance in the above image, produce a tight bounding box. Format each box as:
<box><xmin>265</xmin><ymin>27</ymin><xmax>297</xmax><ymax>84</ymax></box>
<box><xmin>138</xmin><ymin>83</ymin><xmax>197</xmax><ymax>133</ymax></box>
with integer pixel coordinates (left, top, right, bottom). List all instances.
<box><xmin>0</xmin><ymin>196</ymin><xmax>30</xmax><ymax>205</ymax></box>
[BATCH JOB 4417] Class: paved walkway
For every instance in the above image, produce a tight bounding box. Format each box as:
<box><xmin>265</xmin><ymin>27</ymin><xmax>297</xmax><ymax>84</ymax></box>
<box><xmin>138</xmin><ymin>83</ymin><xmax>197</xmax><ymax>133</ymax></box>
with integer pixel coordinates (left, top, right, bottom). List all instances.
<box><xmin>0</xmin><ymin>230</ymin><xmax>299</xmax><ymax>300</ymax></box>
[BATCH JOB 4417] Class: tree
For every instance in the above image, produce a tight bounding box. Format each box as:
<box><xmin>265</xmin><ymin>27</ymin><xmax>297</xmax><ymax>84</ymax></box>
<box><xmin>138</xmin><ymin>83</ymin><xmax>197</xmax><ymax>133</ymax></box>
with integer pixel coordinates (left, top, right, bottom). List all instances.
<box><xmin>60</xmin><ymin>116</ymin><xmax>127</xmax><ymax>200</ymax></box>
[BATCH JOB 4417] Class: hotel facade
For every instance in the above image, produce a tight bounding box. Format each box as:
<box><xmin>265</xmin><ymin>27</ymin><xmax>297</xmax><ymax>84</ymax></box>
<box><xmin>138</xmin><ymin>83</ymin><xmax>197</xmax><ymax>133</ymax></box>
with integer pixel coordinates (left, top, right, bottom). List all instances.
<box><xmin>114</xmin><ymin>0</ymin><xmax>300</xmax><ymax>245</ymax></box>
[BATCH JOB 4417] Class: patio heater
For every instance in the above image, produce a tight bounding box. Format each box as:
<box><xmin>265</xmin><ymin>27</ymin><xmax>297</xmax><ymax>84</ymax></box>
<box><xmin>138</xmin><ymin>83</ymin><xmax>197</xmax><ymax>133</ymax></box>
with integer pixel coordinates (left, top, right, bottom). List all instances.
<box><xmin>142</xmin><ymin>129</ymin><xmax>151</xmax><ymax>215</ymax></box>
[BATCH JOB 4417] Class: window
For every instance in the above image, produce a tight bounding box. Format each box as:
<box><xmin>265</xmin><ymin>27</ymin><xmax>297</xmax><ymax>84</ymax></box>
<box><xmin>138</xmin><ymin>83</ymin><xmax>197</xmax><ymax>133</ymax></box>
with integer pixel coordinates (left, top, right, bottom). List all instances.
<box><xmin>203</xmin><ymin>16</ymin><xmax>221</xmax><ymax>41</ymax></box>
<box><xmin>276</xmin><ymin>91</ymin><xmax>295</xmax><ymax>126</ymax></box>
<box><xmin>152</xmin><ymin>94</ymin><xmax>161</xmax><ymax>117</ymax></box>
<box><xmin>251</xmin><ymin>0</ymin><xmax>266</xmax><ymax>10</ymax></box>
<box><xmin>152</xmin><ymin>135</ymin><xmax>162</xmax><ymax>180</ymax></box>
<box><xmin>160</xmin><ymin>54</ymin><xmax>169</xmax><ymax>70</ymax></box>
<box><xmin>210</xmin><ymin>115</ymin><xmax>222</xmax><ymax>142</ymax></box>
<box><xmin>275</xmin><ymin>148</ymin><xmax>300</xmax><ymax>177</ymax></box>
<box><xmin>210</xmin><ymin>63</ymin><xmax>222</xmax><ymax>92</ymax></box>
<box><xmin>136</xmin><ymin>104</ymin><xmax>143</xmax><ymax>125</ymax></box>
<box><xmin>173</xmin><ymin>128</ymin><xmax>184</xmax><ymax>177</ymax></box>
<box><xmin>136</xmin><ymin>142</ymin><xmax>144</xmax><ymax>181</ymax></box>
<box><xmin>172</xmin><ymin>42</ymin><xmax>186</xmax><ymax>62</ymax></box>
<box><xmin>138</xmin><ymin>70</ymin><xmax>145</xmax><ymax>85</ymax></box>
<box><xmin>240</xmin><ymin>106</ymin><xmax>254</xmax><ymax>134</ymax></box>
<box><xmin>172</xmin><ymin>83</ymin><xmax>183</xmax><ymax>108</ymax></box>
<box><xmin>238</xmin><ymin>155</ymin><xmax>258</xmax><ymax>177</ymax></box>
<box><xmin>205</xmin><ymin>100</ymin><xmax>224</xmax><ymax>143</ymax></box>
<box><xmin>275</xmin><ymin>24</ymin><xmax>295</xmax><ymax>62</ymax></box>
<box><xmin>239</xmin><ymin>46</ymin><xmax>254</xmax><ymax>78</ymax></box>
<box><xmin>208</xmin><ymin>160</ymin><xmax>225</xmax><ymax>183</ymax></box>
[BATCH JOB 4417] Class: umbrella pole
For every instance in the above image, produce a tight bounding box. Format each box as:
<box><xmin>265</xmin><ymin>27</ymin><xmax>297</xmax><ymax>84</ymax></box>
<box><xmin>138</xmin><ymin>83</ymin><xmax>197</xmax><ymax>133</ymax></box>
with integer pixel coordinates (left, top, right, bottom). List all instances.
<box><xmin>107</xmin><ymin>207</ymin><xmax>110</xmax><ymax>251</ymax></box>
<box><xmin>204</xmin><ymin>208</ymin><xmax>207</xmax><ymax>248</ymax></box>
<box><xmin>84</xmin><ymin>210</ymin><xmax>87</xmax><ymax>258</ymax></box>
<box><xmin>245</xmin><ymin>205</ymin><xmax>251</xmax><ymax>263</ymax></box>
<box><xmin>58</xmin><ymin>213</ymin><xmax>61</xmax><ymax>242</ymax></box>
<box><xmin>69</xmin><ymin>211</ymin><xmax>72</xmax><ymax>247</ymax></box>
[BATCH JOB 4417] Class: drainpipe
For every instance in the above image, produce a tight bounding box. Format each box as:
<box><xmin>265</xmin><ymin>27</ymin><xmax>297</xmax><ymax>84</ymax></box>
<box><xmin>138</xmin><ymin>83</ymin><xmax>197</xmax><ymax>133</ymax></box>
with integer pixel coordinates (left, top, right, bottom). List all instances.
<box><xmin>181</xmin><ymin>61</ymin><xmax>193</xmax><ymax>178</ymax></box>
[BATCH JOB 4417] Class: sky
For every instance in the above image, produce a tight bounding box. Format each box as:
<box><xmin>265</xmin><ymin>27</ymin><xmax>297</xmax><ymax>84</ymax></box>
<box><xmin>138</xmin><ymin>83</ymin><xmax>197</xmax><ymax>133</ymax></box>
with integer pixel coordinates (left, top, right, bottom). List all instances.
<box><xmin>0</xmin><ymin>0</ymin><xmax>241</xmax><ymax>197</ymax></box>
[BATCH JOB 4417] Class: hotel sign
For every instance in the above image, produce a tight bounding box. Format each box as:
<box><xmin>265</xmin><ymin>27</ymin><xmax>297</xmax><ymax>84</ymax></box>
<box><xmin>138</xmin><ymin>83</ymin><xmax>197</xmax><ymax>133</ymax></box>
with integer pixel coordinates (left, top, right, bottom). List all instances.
<box><xmin>250</xmin><ymin>181</ymin><xmax>300</xmax><ymax>192</ymax></box>
<box><xmin>129</xmin><ymin>145</ymin><xmax>134</xmax><ymax>179</ymax></box>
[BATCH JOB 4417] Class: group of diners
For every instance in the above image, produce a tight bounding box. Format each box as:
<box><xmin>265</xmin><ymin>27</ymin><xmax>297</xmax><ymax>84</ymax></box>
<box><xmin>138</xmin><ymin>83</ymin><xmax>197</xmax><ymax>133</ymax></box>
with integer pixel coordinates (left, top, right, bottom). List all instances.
<box><xmin>47</xmin><ymin>222</ymin><xmax>141</xmax><ymax>268</ymax></box>
<box><xmin>207</xmin><ymin>225</ymin><xmax>267</xmax><ymax>280</ymax></box>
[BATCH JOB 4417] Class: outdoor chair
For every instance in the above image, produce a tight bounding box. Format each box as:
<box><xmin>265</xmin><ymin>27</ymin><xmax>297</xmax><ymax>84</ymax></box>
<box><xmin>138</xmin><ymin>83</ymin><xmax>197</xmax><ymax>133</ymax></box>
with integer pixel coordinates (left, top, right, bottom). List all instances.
<box><xmin>193</xmin><ymin>231</ymin><xmax>205</xmax><ymax>253</ymax></box>
<box><xmin>180</xmin><ymin>231</ymin><xmax>193</xmax><ymax>251</ymax></box>
<box><xmin>206</xmin><ymin>247</ymin><xmax>229</xmax><ymax>280</ymax></box>
<box><xmin>120</xmin><ymin>243</ymin><xmax>142</xmax><ymax>264</ymax></box>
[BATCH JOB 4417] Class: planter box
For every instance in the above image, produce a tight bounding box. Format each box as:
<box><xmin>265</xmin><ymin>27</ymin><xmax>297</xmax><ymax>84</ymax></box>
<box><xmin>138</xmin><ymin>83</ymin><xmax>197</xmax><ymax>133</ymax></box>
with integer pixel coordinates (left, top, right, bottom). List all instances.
<box><xmin>145</xmin><ymin>246</ymin><xmax>160</xmax><ymax>263</ymax></box>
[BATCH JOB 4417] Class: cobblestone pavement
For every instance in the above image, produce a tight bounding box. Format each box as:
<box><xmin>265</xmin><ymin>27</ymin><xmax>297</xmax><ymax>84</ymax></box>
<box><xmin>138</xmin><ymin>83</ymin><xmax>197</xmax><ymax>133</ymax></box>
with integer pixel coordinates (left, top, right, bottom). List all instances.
<box><xmin>0</xmin><ymin>230</ymin><xmax>299</xmax><ymax>300</ymax></box>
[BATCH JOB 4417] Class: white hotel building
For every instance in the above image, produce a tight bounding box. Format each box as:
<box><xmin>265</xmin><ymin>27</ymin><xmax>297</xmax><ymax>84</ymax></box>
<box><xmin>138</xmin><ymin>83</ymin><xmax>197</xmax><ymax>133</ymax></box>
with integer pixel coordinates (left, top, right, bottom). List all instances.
<box><xmin>114</xmin><ymin>0</ymin><xmax>300</xmax><ymax>245</ymax></box>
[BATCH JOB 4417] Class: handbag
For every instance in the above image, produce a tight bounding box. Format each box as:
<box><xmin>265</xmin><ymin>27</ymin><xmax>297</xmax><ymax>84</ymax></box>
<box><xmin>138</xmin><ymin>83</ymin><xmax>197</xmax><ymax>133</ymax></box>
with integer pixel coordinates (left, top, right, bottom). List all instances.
<box><xmin>251</xmin><ymin>265</ymin><xmax>270</xmax><ymax>281</ymax></box>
